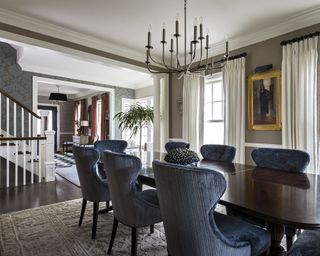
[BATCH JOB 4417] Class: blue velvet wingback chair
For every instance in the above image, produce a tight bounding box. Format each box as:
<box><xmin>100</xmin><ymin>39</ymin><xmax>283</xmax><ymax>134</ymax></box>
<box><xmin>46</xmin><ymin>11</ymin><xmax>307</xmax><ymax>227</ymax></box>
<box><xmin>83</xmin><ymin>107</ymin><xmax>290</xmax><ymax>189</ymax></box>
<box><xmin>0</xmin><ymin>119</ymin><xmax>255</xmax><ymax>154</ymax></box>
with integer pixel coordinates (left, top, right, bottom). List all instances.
<box><xmin>228</xmin><ymin>148</ymin><xmax>310</xmax><ymax>251</ymax></box>
<box><xmin>200</xmin><ymin>144</ymin><xmax>236</xmax><ymax>163</ymax></box>
<box><xmin>153</xmin><ymin>160</ymin><xmax>270</xmax><ymax>256</ymax></box>
<box><xmin>251</xmin><ymin>148</ymin><xmax>310</xmax><ymax>173</ymax></box>
<box><xmin>287</xmin><ymin>230</ymin><xmax>320</xmax><ymax>256</ymax></box>
<box><xmin>73</xmin><ymin>146</ymin><xmax>112</xmax><ymax>239</ymax></box>
<box><xmin>94</xmin><ymin>139</ymin><xmax>128</xmax><ymax>177</ymax></box>
<box><xmin>165</xmin><ymin>141</ymin><xmax>190</xmax><ymax>152</ymax></box>
<box><xmin>253</xmin><ymin>148</ymin><xmax>310</xmax><ymax>250</ymax></box>
<box><xmin>102</xmin><ymin>151</ymin><xmax>162</xmax><ymax>256</ymax></box>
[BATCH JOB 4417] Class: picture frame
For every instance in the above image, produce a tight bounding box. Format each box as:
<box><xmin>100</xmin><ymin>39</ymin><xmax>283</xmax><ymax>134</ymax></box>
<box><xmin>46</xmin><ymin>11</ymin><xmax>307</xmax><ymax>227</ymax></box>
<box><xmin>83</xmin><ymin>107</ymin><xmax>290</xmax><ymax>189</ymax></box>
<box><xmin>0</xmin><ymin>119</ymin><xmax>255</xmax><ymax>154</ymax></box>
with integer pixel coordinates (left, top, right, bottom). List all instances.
<box><xmin>248</xmin><ymin>70</ymin><xmax>281</xmax><ymax>131</ymax></box>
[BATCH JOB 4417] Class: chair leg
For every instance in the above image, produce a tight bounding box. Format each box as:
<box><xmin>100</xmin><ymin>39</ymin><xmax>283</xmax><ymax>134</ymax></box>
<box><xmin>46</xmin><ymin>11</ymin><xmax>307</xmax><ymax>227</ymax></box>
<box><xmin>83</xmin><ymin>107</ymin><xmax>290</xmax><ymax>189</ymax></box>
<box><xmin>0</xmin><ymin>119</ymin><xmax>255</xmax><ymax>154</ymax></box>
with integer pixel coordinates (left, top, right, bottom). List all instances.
<box><xmin>150</xmin><ymin>224</ymin><xmax>154</xmax><ymax>234</ymax></box>
<box><xmin>98</xmin><ymin>201</ymin><xmax>113</xmax><ymax>214</ymax></box>
<box><xmin>286</xmin><ymin>234</ymin><xmax>293</xmax><ymax>251</ymax></box>
<box><xmin>131</xmin><ymin>227</ymin><xmax>137</xmax><ymax>256</ymax></box>
<box><xmin>78</xmin><ymin>199</ymin><xmax>87</xmax><ymax>227</ymax></box>
<box><xmin>92</xmin><ymin>202</ymin><xmax>99</xmax><ymax>239</ymax></box>
<box><xmin>107</xmin><ymin>218</ymin><xmax>118</xmax><ymax>255</ymax></box>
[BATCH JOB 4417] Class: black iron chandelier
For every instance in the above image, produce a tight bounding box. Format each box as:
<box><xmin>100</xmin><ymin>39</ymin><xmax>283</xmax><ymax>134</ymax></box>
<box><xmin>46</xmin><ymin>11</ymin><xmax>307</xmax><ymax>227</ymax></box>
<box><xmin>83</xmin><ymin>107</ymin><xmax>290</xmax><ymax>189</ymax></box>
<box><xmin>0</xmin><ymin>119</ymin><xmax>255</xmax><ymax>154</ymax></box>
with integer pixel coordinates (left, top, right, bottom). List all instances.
<box><xmin>145</xmin><ymin>0</ymin><xmax>229</xmax><ymax>75</ymax></box>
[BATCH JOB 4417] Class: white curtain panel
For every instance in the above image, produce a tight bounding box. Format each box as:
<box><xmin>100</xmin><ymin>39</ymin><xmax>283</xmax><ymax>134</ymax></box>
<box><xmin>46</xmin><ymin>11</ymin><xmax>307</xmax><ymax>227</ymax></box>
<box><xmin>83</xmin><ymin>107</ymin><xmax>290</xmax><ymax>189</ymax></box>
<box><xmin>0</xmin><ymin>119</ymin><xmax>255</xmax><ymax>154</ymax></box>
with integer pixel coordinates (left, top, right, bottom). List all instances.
<box><xmin>282</xmin><ymin>36</ymin><xmax>319</xmax><ymax>173</ymax></box>
<box><xmin>182</xmin><ymin>73</ymin><xmax>204</xmax><ymax>152</ymax></box>
<box><xmin>223</xmin><ymin>57</ymin><xmax>246</xmax><ymax>163</ymax></box>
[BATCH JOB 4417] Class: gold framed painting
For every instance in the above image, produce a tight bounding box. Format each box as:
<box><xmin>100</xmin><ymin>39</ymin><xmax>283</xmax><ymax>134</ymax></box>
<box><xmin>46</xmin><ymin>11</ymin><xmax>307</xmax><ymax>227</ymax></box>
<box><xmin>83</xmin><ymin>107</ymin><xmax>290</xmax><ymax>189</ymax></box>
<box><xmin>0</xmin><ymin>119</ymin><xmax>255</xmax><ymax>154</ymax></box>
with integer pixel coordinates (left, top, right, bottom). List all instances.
<box><xmin>248</xmin><ymin>70</ymin><xmax>281</xmax><ymax>130</ymax></box>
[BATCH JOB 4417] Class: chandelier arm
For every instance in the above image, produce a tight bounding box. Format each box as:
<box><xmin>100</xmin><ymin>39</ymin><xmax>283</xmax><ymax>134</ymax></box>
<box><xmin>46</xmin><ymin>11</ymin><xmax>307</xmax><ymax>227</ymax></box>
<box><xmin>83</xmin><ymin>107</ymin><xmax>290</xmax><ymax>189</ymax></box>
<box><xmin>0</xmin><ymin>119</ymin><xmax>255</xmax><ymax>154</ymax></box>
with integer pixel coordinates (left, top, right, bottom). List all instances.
<box><xmin>189</xmin><ymin>42</ymin><xmax>197</xmax><ymax>70</ymax></box>
<box><xmin>186</xmin><ymin>46</ymin><xmax>197</xmax><ymax>73</ymax></box>
<box><xmin>148</xmin><ymin>50</ymin><xmax>168</xmax><ymax>67</ymax></box>
<box><xmin>196</xmin><ymin>40</ymin><xmax>203</xmax><ymax>69</ymax></box>
<box><xmin>175</xmin><ymin>37</ymin><xmax>183</xmax><ymax>69</ymax></box>
<box><xmin>205</xmin><ymin>49</ymin><xmax>209</xmax><ymax>69</ymax></box>
<box><xmin>146</xmin><ymin>64</ymin><xmax>179</xmax><ymax>74</ymax></box>
<box><xmin>148</xmin><ymin>50</ymin><xmax>182</xmax><ymax>72</ymax></box>
<box><xmin>162</xmin><ymin>44</ymin><xmax>182</xmax><ymax>71</ymax></box>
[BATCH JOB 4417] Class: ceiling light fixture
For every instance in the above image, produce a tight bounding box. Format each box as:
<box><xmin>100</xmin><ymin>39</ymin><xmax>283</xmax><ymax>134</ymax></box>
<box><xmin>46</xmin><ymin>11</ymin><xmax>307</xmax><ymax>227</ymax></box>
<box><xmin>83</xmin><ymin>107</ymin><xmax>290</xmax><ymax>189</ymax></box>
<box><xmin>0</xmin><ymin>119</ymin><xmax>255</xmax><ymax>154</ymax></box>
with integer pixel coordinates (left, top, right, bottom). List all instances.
<box><xmin>145</xmin><ymin>0</ymin><xmax>230</xmax><ymax>76</ymax></box>
<box><xmin>49</xmin><ymin>85</ymin><xmax>68</xmax><ymax>102</ymax></box>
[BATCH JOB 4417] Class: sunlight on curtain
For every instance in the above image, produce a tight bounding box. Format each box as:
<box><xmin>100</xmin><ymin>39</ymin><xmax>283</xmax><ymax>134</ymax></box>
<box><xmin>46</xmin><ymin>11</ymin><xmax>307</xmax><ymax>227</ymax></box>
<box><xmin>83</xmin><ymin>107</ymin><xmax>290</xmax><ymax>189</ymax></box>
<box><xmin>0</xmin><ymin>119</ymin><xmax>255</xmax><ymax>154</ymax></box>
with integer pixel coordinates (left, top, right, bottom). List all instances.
<box><xmin>223</xmin><ymin>57</ymin><xmax>246</xmax><ymax>163</ymax></box>
<box><xmin>282</xmin><ymin>36</ymin><xmax>319</xmax><ymax>173</ymax></box>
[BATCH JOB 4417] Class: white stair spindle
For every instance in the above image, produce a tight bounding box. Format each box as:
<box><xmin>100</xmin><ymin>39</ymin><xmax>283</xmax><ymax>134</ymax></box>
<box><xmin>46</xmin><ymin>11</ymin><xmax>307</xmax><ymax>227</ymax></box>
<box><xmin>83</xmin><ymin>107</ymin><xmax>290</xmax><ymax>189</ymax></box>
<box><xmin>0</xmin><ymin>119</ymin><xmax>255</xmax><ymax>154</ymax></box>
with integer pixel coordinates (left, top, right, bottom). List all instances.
<box><xmin>14</xmin><ymin>103</ymin><xmax>18</xmax><ymax>186</ymax></box>
<box><xmin>31</xmin><ymin>139</ymin><xmax>34</xmax><ymax>184</ymax></box>
<box><xmin>22</xmin><ymin>108</ymin><xmax>26</xmax><ymax>185</ymax></box>
<box><xmin>38</xmin><ymin>138</ymin><xmax>42</xmax><ymax>183</ymax></box>
<box><xmin>28</xmin><ymin>113</ymin><xmax>34</xmax><ymax>184</ymax></box>
<box><xmin>6</xmin><ymin>98</ymin><xmax>9</xmax><ymax>187</ymax></box>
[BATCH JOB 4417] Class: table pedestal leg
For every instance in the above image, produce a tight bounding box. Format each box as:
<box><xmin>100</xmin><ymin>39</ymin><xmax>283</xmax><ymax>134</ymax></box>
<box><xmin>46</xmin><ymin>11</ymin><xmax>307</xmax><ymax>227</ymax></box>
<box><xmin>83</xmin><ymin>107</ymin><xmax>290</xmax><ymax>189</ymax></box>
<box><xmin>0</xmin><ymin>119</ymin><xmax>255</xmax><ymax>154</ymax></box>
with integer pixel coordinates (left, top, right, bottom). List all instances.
<box><xmin>267</xmin><ymin>222</ymin><xmax>285</xmax><ymax>256</ymax></box>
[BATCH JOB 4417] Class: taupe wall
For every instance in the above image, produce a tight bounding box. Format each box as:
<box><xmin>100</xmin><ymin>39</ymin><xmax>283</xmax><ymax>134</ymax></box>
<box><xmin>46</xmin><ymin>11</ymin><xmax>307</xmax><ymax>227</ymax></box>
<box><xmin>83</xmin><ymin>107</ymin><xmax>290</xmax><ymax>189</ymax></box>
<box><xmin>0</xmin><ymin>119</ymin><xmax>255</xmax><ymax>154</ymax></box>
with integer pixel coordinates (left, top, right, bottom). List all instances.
<box><xmin>135</xmin><ymin>86</ymin><xmax>153</xmax><ymax>99</ymax></box>
<box><xmin>170</xmin><ymin>24</ymin><xmax>320</xmax><ymax>150</ymax></box>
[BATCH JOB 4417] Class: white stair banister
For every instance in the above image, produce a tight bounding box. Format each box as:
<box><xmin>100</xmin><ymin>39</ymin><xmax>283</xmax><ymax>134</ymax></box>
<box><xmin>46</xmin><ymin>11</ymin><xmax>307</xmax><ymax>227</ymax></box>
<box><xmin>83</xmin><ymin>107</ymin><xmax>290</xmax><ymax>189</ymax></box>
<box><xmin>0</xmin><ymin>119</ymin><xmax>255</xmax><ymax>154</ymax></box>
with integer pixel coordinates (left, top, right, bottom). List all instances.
<box><xmin>44</xmin><ymin>130</ymin><xmax>55</xmax><ymax>182</ymax></box>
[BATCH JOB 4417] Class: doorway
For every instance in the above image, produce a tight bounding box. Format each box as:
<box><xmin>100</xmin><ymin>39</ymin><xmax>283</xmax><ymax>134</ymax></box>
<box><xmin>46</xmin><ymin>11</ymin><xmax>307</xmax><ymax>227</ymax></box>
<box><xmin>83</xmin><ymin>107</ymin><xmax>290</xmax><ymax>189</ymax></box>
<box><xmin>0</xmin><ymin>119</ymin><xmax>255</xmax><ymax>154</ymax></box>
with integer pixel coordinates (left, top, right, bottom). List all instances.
<box><xmin>38</xmin><ymin>105</ymin><xmax>58</xmax><ymax>152</ymax></box>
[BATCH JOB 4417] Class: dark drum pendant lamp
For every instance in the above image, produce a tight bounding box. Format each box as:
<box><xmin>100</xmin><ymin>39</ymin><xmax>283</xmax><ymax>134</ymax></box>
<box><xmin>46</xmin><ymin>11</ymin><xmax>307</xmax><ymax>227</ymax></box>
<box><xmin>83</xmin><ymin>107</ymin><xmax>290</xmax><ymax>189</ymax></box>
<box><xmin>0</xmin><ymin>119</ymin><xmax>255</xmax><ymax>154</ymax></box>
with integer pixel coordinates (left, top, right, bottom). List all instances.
<box><xmin>49</xmin><ymin>85</ymin><xmax>68</xmax><ymax>102</ymax></box>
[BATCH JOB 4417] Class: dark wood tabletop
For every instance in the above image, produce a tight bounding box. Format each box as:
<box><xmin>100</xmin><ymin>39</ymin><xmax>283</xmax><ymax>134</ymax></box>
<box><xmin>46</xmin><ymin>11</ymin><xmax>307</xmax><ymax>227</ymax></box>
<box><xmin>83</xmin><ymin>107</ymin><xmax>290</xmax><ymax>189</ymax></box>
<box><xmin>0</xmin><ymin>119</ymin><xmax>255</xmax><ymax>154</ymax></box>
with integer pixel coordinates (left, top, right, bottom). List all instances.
<box><xmin>132</xmin><ymin>151</ymin><xmax>320</xmax><ymax>255</ymax></box>
<box><xmin>138</xmin><ymin>155</ymin><xmax>320</xmax><ymax>229</ymax></box>
<box><xmin>136</xmin><ymin>151</ymin><xmax>252</xmax><ymax>185</ymax></box>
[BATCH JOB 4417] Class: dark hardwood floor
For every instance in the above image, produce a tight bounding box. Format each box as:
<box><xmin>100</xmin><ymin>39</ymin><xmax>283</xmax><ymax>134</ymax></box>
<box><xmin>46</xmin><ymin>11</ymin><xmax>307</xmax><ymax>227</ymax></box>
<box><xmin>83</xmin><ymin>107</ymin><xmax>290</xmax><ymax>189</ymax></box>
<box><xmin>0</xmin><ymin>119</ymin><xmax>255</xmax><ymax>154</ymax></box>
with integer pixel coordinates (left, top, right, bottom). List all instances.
<box><xmin>0</xmin><ymin>174</ymin><xmax>82</xmax><ymax>214</ymax></box>
<box><xmin>0</xmin><ymin>157</ymin><xmax>38</xmax><ymax>188</ymax></box>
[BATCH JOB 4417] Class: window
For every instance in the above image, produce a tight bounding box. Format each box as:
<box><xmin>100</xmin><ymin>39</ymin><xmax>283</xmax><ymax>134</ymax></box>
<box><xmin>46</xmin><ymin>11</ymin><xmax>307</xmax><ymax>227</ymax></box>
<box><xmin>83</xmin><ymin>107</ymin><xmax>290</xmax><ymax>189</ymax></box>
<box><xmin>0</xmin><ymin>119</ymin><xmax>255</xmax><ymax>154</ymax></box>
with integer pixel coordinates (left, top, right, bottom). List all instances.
<box><xmin>204</xmin><ymin>73</ymin><xmax>224</xmax><ymax>144</ymax></box>
<box><xmin>121</xmin><ymin>97</ymin><xmax>153</xmax><ymax>148</ymax></box>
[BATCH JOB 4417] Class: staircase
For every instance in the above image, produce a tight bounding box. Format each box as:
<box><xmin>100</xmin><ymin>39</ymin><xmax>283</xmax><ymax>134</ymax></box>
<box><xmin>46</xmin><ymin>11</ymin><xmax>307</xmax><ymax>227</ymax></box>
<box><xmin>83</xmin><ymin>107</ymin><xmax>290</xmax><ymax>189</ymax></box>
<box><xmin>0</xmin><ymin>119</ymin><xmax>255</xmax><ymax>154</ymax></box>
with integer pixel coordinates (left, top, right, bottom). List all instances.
<box><xmin>0</xmin><ymin>88</ymin><xmax>55</xmax><ymax>188</ymax></box>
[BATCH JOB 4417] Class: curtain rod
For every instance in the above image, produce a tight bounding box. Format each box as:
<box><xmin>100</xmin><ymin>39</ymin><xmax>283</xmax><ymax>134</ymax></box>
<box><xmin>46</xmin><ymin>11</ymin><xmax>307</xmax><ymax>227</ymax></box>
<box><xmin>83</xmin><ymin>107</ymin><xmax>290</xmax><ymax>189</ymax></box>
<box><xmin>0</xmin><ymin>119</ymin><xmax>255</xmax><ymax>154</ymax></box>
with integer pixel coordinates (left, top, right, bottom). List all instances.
<box><xmin>197</xmin><ymin>52</ymin><xmax>247</xmax><ymax>69</ymax></box>
<box><xmin>280</xmin><ymin>31</ymin><xmax>320</xmax><ymax>46</ymax></box>
<box><xmin>214</xmin><ymin>52</ymin><xmax>247</xmax><ymax>64</ymax></box>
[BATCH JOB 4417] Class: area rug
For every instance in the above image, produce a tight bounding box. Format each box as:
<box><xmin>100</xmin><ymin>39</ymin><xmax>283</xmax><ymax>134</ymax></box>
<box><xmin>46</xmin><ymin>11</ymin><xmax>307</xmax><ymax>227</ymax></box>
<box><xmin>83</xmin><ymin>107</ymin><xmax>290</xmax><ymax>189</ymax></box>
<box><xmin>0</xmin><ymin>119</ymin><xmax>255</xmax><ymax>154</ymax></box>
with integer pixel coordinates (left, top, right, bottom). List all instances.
<box><xmin>0</xmin><ymin>199</ymin><xmax>167</xmax><ymax>256</ymax></box>
<box><xmin>56</xmin><ymin>166</ymin><xmax>81</xmax><ymax>187</ymax></box>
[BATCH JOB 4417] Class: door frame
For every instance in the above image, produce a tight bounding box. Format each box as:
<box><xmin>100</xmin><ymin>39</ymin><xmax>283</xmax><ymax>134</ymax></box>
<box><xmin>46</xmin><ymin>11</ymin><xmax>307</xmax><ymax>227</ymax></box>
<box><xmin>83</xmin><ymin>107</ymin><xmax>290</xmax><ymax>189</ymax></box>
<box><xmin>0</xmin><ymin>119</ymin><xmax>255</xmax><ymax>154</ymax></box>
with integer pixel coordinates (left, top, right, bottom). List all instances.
<box><xmin>38</xmin><ymin>104</ymin><xmax>59</xmax><ymax>152</ymax></box>
<box><xmin>32</xmin><ymin>76</ymin><xmax>115</xmax><ymax>139</ymax></box>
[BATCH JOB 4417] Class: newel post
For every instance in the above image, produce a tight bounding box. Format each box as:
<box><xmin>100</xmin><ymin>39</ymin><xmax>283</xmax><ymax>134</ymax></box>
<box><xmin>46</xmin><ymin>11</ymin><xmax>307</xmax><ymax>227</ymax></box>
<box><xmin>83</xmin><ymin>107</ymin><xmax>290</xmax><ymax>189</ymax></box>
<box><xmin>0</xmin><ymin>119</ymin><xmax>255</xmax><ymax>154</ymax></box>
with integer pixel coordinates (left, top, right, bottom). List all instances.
<box><xmin>44</xmin><ymin>130</ymin><xmax>56</xmax><ymax>182</ymax></box>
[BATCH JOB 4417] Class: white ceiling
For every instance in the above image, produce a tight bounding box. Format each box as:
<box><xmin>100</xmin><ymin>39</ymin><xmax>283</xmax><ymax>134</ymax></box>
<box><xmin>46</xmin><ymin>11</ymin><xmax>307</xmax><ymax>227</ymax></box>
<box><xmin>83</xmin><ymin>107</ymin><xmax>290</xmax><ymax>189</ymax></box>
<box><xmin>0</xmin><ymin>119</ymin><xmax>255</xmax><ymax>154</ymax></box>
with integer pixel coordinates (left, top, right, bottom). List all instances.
<box><xmin>1</xmin><ymin>38</ymin><xmax>153</xmax><ymax>89</ymax></box>
<box><xmin>0</xmin><ymin>0</ymin><xmax>318</xmax><ymax>58</ymax></box>
<box><xmin>37</xmin><ymin>81</ymin><xmax>99</xmax><ymax>99</ymax></box>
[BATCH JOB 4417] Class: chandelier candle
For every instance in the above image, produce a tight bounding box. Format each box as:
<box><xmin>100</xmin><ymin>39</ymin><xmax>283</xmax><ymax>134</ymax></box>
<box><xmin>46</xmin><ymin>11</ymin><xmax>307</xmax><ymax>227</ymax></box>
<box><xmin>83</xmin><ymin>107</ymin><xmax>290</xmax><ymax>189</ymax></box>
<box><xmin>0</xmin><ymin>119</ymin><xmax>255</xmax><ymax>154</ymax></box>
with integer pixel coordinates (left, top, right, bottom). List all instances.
<box><xmin>193</xmin><ymin>18</ymin><xmax>198</xmax><ymax>41</ymax></box>
<box><xmin>162</xmin><ymin>23</ymin><xmax>166</xmax><ymax>42</ymax></box>
<box><xmin>147</xmin><ymin>24</ymin><xmax>152</xmax><ymax>47</ymax></box>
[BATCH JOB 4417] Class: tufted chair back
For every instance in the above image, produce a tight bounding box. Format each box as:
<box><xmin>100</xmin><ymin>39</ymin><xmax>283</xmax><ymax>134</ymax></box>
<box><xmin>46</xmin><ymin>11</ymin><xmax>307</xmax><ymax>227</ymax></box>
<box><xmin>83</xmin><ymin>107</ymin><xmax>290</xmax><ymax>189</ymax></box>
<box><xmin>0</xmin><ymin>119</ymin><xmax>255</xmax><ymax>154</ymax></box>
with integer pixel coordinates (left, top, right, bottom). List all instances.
<box><xmin>251</xmin><ymin>148</ymin><xmax>310</xmax><ymax>173</ymax></box>
<box><xmin>102</xmin><ymin>151</ymin><xmax>160</xmax><ymax>227</ymax></box>
<box><xmin>73</xmin><ymin>146</ymin><xmax>110</xmax><ymax>202</ymax></box>
<box><xmin>94</xmin><ymin>139</ymin><xmax>128</xmax><ymax>154</ymax></box>
<box><xmin>200</xmin><ymin>144</ymin><xmax>236</xmax><ymax>163</ymax></box>
<box><xmin>165</xmin><ymin>141</ymin><xmax>190</xmax><ymax>152</ymax></box>
<box><xmin>153</xmin><ymin>160</ymin><xmax>251</xmax><ymax>256</ymax></box>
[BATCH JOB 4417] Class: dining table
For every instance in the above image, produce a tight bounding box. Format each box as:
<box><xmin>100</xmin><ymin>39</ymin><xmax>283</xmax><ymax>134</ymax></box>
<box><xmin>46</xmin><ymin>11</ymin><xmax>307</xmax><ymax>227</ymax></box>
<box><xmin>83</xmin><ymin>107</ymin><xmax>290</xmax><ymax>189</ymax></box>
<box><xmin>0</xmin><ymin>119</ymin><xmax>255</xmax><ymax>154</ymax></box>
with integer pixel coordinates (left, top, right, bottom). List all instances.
<box><xmin>129</xmin><ymin>151</ymin><xmax>320</xmax><ymax>256</ymax></box>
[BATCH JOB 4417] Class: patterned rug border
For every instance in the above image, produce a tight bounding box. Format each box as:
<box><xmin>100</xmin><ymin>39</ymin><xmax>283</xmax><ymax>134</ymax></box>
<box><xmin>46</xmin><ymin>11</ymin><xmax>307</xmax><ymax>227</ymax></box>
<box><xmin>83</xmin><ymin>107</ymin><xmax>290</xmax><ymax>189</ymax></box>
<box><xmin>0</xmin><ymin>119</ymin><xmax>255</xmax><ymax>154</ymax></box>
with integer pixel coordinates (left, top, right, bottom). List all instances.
<box><xmin>0</xmin><ymin>198</ymin><xmax>168</xmax><ymax>256</ymax></box>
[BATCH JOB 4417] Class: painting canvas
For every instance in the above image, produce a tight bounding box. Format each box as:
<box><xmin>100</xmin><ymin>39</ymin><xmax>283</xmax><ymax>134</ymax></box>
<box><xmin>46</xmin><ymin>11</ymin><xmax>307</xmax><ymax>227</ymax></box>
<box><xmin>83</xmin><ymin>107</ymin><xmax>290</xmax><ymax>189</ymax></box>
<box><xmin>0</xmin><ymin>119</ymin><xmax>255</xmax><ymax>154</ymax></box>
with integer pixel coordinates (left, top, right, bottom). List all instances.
<box><xmin>248</xmin><ymin>70</ymin><xmax>281</xmax><ymax>130</ymax></box>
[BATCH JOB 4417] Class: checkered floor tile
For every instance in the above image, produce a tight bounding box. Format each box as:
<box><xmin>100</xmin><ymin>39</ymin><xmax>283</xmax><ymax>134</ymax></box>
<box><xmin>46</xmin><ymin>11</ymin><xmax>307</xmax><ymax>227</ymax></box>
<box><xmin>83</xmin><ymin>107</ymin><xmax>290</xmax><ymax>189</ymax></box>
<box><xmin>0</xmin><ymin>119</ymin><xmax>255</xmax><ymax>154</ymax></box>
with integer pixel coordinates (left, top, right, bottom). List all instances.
<box><xmin>54</xmin><ymin>153</ymin><xmax>75</xmax><ymax>168</ymax></box>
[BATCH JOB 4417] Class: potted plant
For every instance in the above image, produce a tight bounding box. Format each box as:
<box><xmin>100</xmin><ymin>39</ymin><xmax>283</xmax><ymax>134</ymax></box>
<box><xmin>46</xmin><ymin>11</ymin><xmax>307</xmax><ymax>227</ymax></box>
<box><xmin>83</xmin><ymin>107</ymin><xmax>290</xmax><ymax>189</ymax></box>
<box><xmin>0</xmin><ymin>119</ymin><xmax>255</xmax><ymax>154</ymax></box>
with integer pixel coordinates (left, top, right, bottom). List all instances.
<box><xmin>114</xmin><ymin>104</ymin><xmax>153</xmax><ymax>151</ymax></box>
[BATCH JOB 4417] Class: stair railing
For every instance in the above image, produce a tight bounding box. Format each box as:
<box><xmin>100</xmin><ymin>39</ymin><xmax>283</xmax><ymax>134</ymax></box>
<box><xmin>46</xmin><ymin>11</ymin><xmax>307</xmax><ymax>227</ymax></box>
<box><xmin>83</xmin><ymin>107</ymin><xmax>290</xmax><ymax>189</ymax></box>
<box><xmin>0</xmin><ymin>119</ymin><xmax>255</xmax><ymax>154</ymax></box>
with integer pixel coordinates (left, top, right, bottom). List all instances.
<box><xmin>0</xmin><ymin>88</ymin><xmax>54</xmax><ymax>188</ymax></box>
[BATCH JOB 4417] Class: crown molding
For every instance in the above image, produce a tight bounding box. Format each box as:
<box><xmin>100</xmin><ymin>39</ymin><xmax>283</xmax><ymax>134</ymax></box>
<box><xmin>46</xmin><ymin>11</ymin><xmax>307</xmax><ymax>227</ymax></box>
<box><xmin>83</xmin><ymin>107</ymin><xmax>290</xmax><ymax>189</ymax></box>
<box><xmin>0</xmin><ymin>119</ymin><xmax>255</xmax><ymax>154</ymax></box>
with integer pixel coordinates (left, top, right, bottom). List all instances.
<box><xmin>0</xmin><ymin>6</ymin><xmax>318</xmax><ymax>65</ymax></box>
<box><xmin>0</xmin><ymin>7</ymin><xmax>148</xmax><ymax>63</ymax></box>
<box><xmin>20</xmin><ymin>62</ymin><xmax>140</xmax><ymax>89</ymax></box>
<box><xmin>211</xmin><ymin>6</ymin><xmax>320</xmax><ymax>56</ymax></box>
